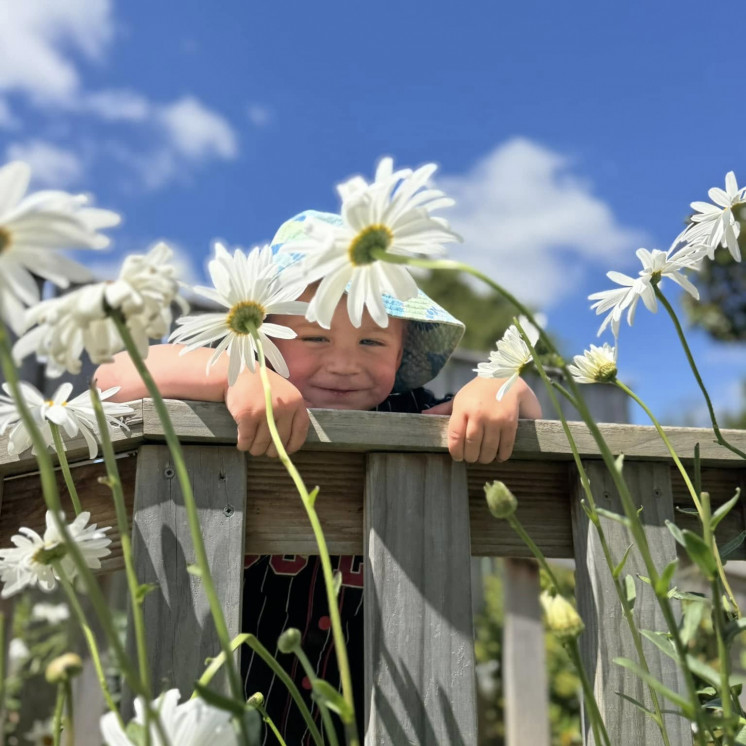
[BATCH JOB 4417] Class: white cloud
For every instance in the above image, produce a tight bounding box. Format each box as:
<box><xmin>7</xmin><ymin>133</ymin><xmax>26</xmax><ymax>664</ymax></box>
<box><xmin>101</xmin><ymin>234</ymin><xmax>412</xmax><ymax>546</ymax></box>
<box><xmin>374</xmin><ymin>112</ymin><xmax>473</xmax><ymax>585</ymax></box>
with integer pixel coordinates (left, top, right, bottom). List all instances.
<box><xmin>6</xmin><ymin>140</ymin><xmax>84</xmax><ymax>187</ymax></box>
<box><xmin>246</xmin><ymin>104</ymin><xmax>273</xmax><ymax>127</ymax></box>
<box><xmin>78</xmin><ymin>89</ymin><xmax>150</xmax><ymax>121</ymax></box>
<box><xmin>438</xmin><ymin>138</ymin><xmax>645</xmax><ymax>308</ymax></box>
<box><xmin>158</xmin><ymin>96</ymin><xmax>238</xmax><ymax>161</ymax></box>
<box><xmin>0</xmin><ymin>0</ymin><xmax>114</xmax><ymax>104</ymax></box>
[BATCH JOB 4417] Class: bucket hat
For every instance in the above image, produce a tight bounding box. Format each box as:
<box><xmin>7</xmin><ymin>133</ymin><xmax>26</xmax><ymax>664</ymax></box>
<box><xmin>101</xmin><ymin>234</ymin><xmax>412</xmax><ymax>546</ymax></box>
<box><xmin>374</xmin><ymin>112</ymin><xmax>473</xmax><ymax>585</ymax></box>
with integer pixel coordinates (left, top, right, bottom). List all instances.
<box><xmin>270</xmin><ymin>210</ymin><xmax>464</xmax><ymax>394</ymax></box>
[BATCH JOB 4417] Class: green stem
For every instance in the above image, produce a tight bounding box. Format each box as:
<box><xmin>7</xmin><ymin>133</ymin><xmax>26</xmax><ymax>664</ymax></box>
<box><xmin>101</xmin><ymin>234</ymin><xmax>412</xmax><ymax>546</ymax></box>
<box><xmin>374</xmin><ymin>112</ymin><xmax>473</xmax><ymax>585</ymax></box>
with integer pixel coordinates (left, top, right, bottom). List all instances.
<box><xmin>250</xmin><ymin>330</ymin><xmax>359</xmax><ymax>745</ymax></box>
<box><xmin>110</xmin><ymin>314</ymin><xmax>247</xmax><ymax>735</ymax></box>
<box><xmin>64</xmin><ymin>679</ymin><xmax>74</xmax><ymax>746</ymax></box>
<box><xmin>504</xmin><ymin>515</ymin><xmax>561</xmax><ymax>592</ymax></box>
<box><xmin>243</xmin><ymin>634</ymin><xmax>325</xmax><ymax>746</ymax></box>
<box><xmin>88</xmin><ymin>385</ymin><xmax>152</xmax><ymax>696</ymax></box>
<box><xmin>0</xmin><ymin>610</ymin><xmax>6</xmax><ymax>744</ymax></box>
<box><xmin>530</xmin><ymin>350</ymin><xmax>672</xmax><ymax>746</ymax></box>
<box><xmin>0</xmin><ymin>324</ymin><xmax>145</xmax><ymax>699</ymax></box>
<box><xmin>616</xmin><ymin>379</ymin><xmax>740</xmax><ymax>616</ymax></box>
<box><xmin>253</xmin><ymin>702</ymin><xmax>288</xmax><ymax>746</ymax></box>
<box><xmin>55</xmin><ymin>569</ymin><xmax>124</xmax><ymax>728</ymax></box>
<box><xmin>293</xmin><ymin>646</ymin><xmax>340</xmax><ymax>746</ymax></box>
<box><xmin>49</xmin><ymin>424</ymin><xmax>83</xmax><ymax>515</ymax></box>
<box><xmin>52</xmin><ymin>682</ymin><xmax>65</xmax><ymax>746</ymax></box>
<box><xmin>566</xmin><ymin>638</ymin><xmax>611</xmax><ymax>746</ymax></box>
<box><xmin>655</xmin><ymin>287</ymin><xmax>746</xmax><ymax>460</ymax></box>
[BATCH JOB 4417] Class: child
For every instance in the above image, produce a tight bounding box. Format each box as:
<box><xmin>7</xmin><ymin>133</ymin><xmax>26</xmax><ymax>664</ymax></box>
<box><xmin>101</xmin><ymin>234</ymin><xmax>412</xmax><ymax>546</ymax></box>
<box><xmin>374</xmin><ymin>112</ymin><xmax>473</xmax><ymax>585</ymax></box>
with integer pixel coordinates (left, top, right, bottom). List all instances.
<box><xmin>95</xmin><ymin>211</ymin><xmax>542</xmax><ymax>744</ymax></box>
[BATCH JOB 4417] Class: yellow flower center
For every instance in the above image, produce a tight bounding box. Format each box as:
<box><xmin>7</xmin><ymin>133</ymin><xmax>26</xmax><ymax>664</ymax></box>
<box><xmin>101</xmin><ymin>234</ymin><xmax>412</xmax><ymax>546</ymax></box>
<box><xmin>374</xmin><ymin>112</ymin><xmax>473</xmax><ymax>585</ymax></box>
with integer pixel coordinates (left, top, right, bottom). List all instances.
<box><xmin>0</xmin><ymin>227</ymin><xmax>11</xmax><ymax>254</ymax></box>
<box><xmin>594</xmin><ymin>362</ymin><xmax>617</xmax><ymax>383</ymax></box>
<box><xmin>348</xmin><ymin>225</ymin><xmax>393</xmax><ymax>266</ymax></box>
<box><xmin>226</xmin><ymin>300</ymin><xmax>266</xmax><ymax>335</ymax></box>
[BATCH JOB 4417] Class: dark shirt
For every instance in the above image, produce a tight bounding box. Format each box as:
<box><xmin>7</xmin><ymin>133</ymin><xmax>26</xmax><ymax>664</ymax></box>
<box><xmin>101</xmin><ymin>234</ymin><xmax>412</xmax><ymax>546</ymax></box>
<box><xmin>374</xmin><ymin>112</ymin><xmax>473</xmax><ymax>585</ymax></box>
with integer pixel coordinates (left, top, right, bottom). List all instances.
<box><xmin>241</xmin><ymin>388</ymin><xmax>450</xmax><ymax>745</ymax></box>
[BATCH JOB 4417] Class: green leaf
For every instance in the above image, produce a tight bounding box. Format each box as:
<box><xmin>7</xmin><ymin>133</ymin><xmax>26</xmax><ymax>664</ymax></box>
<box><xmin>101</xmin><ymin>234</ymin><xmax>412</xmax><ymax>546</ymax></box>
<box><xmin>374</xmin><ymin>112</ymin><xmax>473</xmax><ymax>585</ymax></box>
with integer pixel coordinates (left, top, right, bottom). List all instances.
<box><xmin>725</xmin><ymin>617</ymin><xmax>746</xmax><ymax>646</ymax></box>
<box><xmin>640</xmin><ymin>630</ymin><xmax>676</xmax><ymax>661</ymax></box>
<box><xmin>135</xmin><ymin>583</ymin><xmax>159</xmax><ymax>604</ymax></box>
<box><xmin>614</xmin><ymin>691</ymin><xmax>658</xmax><ymax>720</ymax></box>
<box><xmin>614</xmin><ymin>453</ymin><xmax>625</xmax><ymax>473</ymax></box>
<box><xmin>711</xmin><ymin>488</ymin><xmax>742</xmax><ymax>531</ymax></box>
<box><xmin>719</xmin><ymin>530</ymin><xmax>746</xmax><ymax>561</ymax></box>
<box><xmin>613</xmin><ymin>658</ymin><xmax>693</xmax><ymax>717</ymax></box>
<box><xmin>308</xmin><ymin>486</ymin><xmax>320</xmax><ymax>509</ymax></box>
<box><xmin>655</xmin><ymin>559</ymin><xmax>678</xmax><ymax>597</ymax></box>
<box><xmin>613</xmin><ymin>544</ymin><xmax>633</xmax><ymax>579</ymax></box>
<box><xmin>685</xmin><ymin>655</ymin><xmax>720</xmax><ymax>688</ymax></box>
<box><xmin>681</xmin><ymin>602</ymin><xmax>707</xmax><ymax>646</ymax></box>
<box><xmin>596</xmin><ymin>507</ymin><xmax>630</xmax><ymax>527</ymax></box>
<box><xmin>693</xmin><ymin>443</ymin><xmax>702</xmax><ymax>498</ymax></box>
<box><xmin>624</xmin><ymin>575</ymin><xmax>636</xmax><ymax>608</ymax></box>
<box><xmin>187</xmin><ymin>564</ymin><xmax>203</xmax><ymax>578</ymax></box>
<box><xmin>192</xmin><ymin>682</ymin><xmax>245</xmax><ymax>716</ymax></box>
<box><xmin>674</xmin><ymin>506</ymin><xmax>699</xmax><ymax>517</ymax></box>
<box><xmin>311</xmin><ymin>680</ymin><xmax>354</xmax><ymax>723</ymax></box>
<box><xmin>332</xmin><ymin>571</ymin><xmax>342</xmax><ymax>597</ymax></box>
<box><xmin>681</xmin><ymin>529</ymin><xmax>717</xmax><ymax>579</ymax></box>
<box><xmin>736</xmin><ymin>724</ymin><xmax>746</xmax><ymax>745</ymax></box>
<box><xmin>668</xmin><ymin>588</ymin><xmax>708</xmax><ymax>604</ymax></box>
<box><xmin>665</xmin><ymin>520</ymin><xmax>685</xmax><ymax>548</ymax></box>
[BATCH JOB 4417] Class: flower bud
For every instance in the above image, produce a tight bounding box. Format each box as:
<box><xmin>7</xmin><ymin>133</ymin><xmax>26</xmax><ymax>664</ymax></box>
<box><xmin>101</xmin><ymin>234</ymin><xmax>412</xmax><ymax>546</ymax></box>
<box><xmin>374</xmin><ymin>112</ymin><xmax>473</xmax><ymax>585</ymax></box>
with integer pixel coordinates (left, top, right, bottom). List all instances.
<box><xmin>483</xmin><ymin>480</ymin><xmax>517</xmax><ymax>519</ymax></box>
<box><xmin>540</xmin><ymin>592</ymin><xmax>584</xmax><ymax>641</ymax></box>
<box><xmin>45</xmin><ymin>652</ymin><xmax>83</xmax><ymax>684</ymax></box>
<box><xmin>247</xmin><ymin>692</ymin><xmax>265</xmax><ymax>708</ymax></box>
<box><xmin>277</xmin><ymin>628</ymin><xmax>301</xmax><ymax>654</ymax></box>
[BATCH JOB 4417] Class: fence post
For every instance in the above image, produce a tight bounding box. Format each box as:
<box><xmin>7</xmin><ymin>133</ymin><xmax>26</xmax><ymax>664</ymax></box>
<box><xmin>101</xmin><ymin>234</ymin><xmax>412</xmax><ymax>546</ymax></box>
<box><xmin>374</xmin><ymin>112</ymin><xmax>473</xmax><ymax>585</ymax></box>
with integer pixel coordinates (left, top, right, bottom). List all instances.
<box><xmin>364</xmin><ymin>453</ymin><xmax>477</xmax><ymax>745</ymax></box>
<box><xmin>123</xmin><ymin>444</ymin><xmax>246</xmax><ymax>712</ymax></box>
<box><xmin>503</xmin><ymin>557</ymin><xmax>550</xmax><ymax>746</ymax></box>
<box><xmin>571</xmin><ymin>460</ymin><xmax>690</xmax><ymax>745</ymax></box>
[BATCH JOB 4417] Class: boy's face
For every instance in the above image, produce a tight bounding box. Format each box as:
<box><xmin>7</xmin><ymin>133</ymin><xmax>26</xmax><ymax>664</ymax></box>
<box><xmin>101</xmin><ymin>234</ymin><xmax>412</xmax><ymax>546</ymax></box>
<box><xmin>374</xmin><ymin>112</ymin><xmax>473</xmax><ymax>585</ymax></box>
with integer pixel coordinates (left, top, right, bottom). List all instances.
<box><xmin>269</xmin><ymin>290</ymin><xmax>405</xmax><ymax>410</ymax></box>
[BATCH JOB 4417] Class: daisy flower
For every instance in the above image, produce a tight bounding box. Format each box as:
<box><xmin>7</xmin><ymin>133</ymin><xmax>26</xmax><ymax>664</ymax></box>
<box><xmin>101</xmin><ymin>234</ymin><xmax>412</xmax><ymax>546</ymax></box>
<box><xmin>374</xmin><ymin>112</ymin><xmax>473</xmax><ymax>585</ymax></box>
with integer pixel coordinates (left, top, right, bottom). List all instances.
<box><xmin>13</xmin><ymin>242</ymin><xmax>183</xmax><ymax>376</ymax></box>
<box><xmin>680</xmin><ymin>170</ymin><xmax>746</xmax><ymax>261</ymax></box>
<box><xmin>0</xmin><ymin>381</ymin><xmax>134</xmax><ymax>460</ymax></box>
<box><xmin>0</xmin><ymin>510</ymin><xmax>112</xmax><ymax>598</ymax></box>
<box><xmin>0</xmin><ymin>160</ymin><xmax>120</xmax><ymax>334</ymax></box>
<box><xmin>169</xmin><ymin>243</ymin><xmax>307</xmax><ymax>385</ymax></box>
<box><xmin>476</xmin><ymin>318</ymin><xmax>541</xmax><ymax>400</ymax></box>
<box><xmin>283</xmin><ymin>157</ymin><xmax>461</xmax><ymax>329</ymax></box>
<box><xmin>568</xmin><ymin>343</ymin><xmax>618</xmax><ymax>383</ymax></box>
<box><xmin>100</xmin><ymin>688</ymin><xmax>239</xmax><ymax>746</ymax></box>
<box><xmin>24</xmin><ymin>718</ymin><xmax>56</xmax><ymax>746</ymax></box>
<box><xmin>31</xmin><ymin>601</ymin><xmax>70</xmax><ymax>624</ymax></box>
<box><xmin>589</xmin><ymin>247</ymin><xmax>701</xmax><ymax>336</ymax></box>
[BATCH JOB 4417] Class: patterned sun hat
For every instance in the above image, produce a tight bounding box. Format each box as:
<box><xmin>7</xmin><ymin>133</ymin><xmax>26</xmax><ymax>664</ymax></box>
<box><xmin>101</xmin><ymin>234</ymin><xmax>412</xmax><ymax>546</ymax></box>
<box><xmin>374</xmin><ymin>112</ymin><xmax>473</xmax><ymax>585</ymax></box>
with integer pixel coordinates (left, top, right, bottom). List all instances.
<box><xmin>270</xmin><ymin>210</ymin><xmax>464</xmax><ymax>393</ymax></box>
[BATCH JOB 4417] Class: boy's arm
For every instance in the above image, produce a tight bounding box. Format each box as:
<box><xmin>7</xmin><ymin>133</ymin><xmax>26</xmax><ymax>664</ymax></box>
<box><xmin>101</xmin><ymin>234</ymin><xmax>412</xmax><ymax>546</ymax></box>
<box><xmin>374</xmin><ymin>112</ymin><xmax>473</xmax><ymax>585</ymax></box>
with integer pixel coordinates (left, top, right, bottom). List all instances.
<box><xmin>94</xmin><ymin>344</ymin><xmax>310</xmax><ymax>457</ymax></box>
<box><xmin>422</xmin><ymin>376</ymin><xmax>541</xmax><ymax>464</ymax></box>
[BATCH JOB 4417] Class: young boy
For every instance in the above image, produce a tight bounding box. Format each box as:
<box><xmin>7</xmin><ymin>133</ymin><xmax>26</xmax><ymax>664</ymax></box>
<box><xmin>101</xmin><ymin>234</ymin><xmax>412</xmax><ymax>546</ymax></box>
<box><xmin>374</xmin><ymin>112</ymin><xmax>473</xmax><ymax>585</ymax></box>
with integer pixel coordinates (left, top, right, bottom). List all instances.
<box><xmin>95</xmin><ymin>211</ymin><xmax>541</xmax><ymax>744</ymax></box>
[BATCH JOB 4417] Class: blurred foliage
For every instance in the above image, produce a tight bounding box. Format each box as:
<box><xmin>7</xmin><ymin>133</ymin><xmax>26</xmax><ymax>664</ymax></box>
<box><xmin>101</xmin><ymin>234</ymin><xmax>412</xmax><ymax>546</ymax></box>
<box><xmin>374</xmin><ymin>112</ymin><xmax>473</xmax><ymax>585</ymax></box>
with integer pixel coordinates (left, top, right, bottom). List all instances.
<box><xmin>682</xmin><ymin>247</ymin><xmax>746</xmax><ymax>342</ymax></box>
<box><xmin>474</xmin><ymin>560</ymin><xmax>581</xmax><ymax>746</ymax></box>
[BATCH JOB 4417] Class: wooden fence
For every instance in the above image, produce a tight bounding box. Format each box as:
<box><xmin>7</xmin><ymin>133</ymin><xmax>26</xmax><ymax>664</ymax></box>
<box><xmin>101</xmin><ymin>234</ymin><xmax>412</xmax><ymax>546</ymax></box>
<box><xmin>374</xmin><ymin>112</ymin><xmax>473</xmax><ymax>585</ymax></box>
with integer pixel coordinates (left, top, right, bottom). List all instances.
<box><xmin>1</xmin><ymin>402</ymin><xmax>746</xmax><ymax>745</ymax></box>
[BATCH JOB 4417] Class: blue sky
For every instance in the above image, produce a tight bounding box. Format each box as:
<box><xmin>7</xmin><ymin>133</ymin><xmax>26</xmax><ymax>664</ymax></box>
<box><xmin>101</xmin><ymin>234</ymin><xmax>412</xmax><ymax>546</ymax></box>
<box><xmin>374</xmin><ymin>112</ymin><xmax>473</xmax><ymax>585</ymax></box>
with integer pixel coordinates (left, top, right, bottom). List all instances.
<box><xmin>1</xmin><ymin>0</ymin><xmax>745</xmax><ymax>425</ymax></box>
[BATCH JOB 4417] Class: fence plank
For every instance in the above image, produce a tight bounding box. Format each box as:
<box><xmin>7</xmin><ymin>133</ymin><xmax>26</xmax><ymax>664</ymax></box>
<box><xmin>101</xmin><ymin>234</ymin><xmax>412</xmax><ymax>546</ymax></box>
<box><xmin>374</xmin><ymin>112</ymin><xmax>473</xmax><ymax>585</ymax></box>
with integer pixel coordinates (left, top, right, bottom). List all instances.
<box><xmin>503</xmin><ymin>558</ymin><xmax>550</xmax><ymax>746</ymax></box>
<box><xmin>123</xmin><ymin>445</ymin><xmax>246</xmax><ymax>713</ymax></box>
<box><xmin>364</xmin><ymin>453</ymin><xmax>477</xmax><ymax>745</ymax></box>
<box><xmin>571</xmin><ymin>460</ymin><xmax>690</xmax><ymax>745</ymax></box>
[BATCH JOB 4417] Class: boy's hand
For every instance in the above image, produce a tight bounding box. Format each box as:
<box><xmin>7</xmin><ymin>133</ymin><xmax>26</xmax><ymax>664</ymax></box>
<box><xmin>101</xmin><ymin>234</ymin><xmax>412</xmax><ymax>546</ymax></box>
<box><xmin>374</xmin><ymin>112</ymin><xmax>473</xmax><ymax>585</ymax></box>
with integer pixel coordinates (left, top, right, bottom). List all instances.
<box><xmin>423</xmin><ymin>377</ymin><xmax>541</xmax><ymax>464</ymax></box>
<box><xmin>225</xmin><ymin>368</ymin><xmax>309</xmax><ymax>457</ymax></box>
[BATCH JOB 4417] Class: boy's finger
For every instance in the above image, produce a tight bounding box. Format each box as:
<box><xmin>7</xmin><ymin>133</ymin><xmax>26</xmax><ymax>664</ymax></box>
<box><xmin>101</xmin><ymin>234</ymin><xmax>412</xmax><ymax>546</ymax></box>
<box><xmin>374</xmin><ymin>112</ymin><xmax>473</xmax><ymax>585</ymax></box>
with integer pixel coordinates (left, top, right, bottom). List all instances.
<box><xmin>286</xmin><ymin>408</ymin><xmax>310</xmax><ymax>454</ymax></box>
<box><xmin>478</xmin><ymin>429</ymin><xmax>501</xmax><ymax>464</ymax></box>
<box><xmin>496</xmin><ymin>427</ymin><xmax>517</xmax><ymax>462</ymax></box>
<box><xmin>248</xmin><ymin>426</ymin><xmax>273</xmax><ymax>457</ymax></box>
<box><xmin>236</xmin><ymin>419</ymin><xmax>259</xmax><ymax>452</ymax></box>
<box><xmin>461</xmin><ymin>420</ymin><xmax>485</xmax><ymax>463</ymax></box>
<box><xmin>447</xmin><ymin>413</ymin><xmax>467</xmax><ymax>461</ymax></box>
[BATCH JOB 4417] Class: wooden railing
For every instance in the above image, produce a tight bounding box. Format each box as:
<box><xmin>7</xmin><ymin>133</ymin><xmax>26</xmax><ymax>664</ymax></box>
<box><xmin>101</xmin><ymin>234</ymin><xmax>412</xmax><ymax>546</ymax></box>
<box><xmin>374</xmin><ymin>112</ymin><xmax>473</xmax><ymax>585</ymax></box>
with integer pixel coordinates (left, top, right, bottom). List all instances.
<box><xmin>1</xmin><ymin>402</ymin><xmax>745</xmax><ymax>745</ymax></box>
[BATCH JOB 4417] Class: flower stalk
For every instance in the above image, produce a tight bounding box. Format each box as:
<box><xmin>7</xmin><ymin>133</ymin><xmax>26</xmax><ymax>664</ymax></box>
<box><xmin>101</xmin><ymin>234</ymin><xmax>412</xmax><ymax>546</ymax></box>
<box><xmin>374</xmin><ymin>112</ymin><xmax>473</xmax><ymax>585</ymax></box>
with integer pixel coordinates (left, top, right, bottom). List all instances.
<box><xmin>250</xmin><ymin>328</ymin><xmax>359</xmax><ymax>746</ymax></box>
<box><xmin>49</xmin><ymin>424</ymin><xmax>83</xmax><ymax>516</ymax></box>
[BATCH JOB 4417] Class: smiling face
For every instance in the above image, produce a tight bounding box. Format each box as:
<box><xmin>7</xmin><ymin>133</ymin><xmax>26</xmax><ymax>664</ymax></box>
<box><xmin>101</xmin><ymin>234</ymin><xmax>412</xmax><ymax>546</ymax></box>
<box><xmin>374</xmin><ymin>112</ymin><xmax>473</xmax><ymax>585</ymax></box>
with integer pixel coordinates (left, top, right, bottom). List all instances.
<box><xmin>269</xmin><ymin>289</ymin><xmax>405</xmax><ymax>410</ymax></box>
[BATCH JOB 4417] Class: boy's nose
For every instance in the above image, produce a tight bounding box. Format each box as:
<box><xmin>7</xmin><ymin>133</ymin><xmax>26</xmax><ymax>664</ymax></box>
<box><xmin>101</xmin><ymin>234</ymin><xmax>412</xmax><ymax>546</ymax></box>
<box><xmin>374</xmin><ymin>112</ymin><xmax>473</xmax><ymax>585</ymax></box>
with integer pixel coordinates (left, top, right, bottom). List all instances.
<box><xmin>324</xmin><ymin>346</ymin><xmax>362</xmax><ymax>375</ymax></box>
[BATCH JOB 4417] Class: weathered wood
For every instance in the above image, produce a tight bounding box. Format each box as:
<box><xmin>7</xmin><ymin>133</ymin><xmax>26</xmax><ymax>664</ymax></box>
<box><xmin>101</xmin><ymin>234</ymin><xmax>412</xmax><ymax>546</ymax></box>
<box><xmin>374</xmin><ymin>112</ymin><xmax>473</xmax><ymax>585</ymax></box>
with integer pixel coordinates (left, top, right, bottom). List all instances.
<box><xmin>135</xmin><ymin>401</ymin><xmax>746</xmax><ymax>465</ymax></box>
<box><xmin>2</xmin><ymin>456</ymin><xmax>744</xmax><ymax>565</ymax></box>
<box><xmin>571</xmin><ymin>460</ymin><xmax>690</xmax><ymax>746</ymax></box>
<box><xmin>123</xmin><ymin>445</ymin><xmax>246</xmax><ymax>714</ymax></box>
<box><xmin>364</xmin><ymin>453</ymin><xmax>477</xmax><ymax>746</ymax></box>
<box><xmin>502</xmin><ymin>558</ymin><xmax>550</xmax><ymax>746</ymax></box>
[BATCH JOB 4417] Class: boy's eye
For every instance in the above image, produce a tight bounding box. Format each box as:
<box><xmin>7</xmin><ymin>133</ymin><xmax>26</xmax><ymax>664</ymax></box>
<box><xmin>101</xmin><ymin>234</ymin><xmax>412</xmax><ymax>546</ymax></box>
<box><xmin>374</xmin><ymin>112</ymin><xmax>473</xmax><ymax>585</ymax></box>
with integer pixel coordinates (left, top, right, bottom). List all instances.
<box><xmin>301</xmin><ymin>336</ymin><xmax>328</xmax><ymax>343</ymax></box>
<box><xmin>360</xmin><ymin>338</ymin><xmax>385</xmax><ymax>347</ymax></box>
